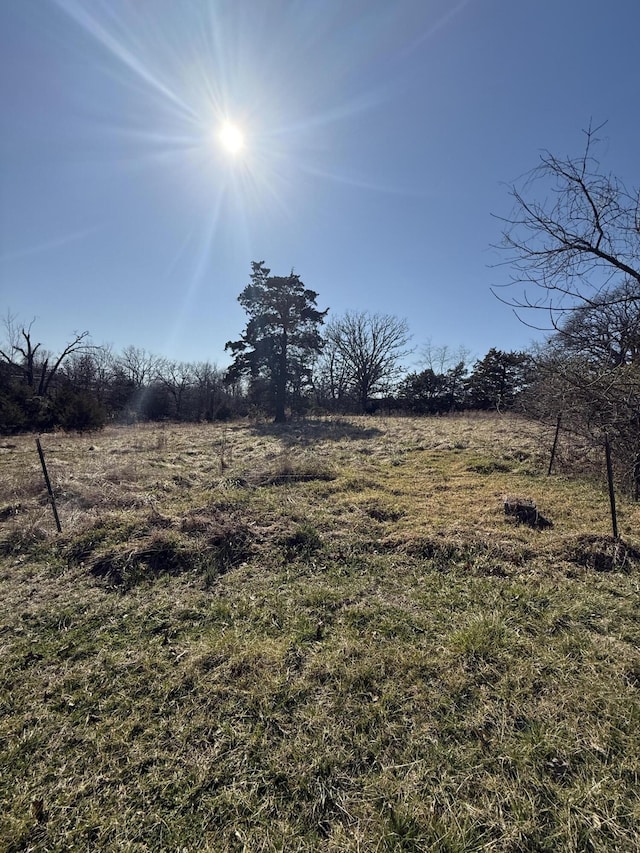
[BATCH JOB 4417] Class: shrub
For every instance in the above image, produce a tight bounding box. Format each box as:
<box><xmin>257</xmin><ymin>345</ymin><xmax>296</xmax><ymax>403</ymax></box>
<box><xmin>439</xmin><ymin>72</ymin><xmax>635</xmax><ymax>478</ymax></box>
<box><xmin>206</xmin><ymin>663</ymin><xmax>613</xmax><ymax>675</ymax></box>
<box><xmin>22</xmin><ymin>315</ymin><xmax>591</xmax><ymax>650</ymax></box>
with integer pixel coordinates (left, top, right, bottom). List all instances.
<box><xmin>53</xmin><ymin>387</ymin><xmax>107</xmax><ymax>431</ymax></box>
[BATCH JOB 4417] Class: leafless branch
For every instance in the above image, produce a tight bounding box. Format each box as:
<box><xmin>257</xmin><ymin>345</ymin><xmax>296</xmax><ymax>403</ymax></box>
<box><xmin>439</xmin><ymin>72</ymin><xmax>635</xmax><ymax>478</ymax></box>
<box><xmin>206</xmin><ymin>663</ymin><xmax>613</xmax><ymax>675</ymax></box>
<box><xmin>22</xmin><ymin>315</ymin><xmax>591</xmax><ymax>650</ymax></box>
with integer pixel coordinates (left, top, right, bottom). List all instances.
<box><xmin>493</xmin><ymin>122</ymin><xmax>640</xmax><ymax>324</ymax></box>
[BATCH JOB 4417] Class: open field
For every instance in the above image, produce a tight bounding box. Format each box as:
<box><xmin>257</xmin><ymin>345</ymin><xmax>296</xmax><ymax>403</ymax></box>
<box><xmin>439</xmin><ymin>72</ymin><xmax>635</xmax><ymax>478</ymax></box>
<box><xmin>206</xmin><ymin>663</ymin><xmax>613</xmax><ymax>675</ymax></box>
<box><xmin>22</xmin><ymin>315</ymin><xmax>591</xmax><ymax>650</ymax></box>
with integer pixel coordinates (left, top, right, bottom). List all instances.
<box><xmin>1</xmin><ymin>414</ymin><xmax>639</xmax><ymax>852</ymax></box>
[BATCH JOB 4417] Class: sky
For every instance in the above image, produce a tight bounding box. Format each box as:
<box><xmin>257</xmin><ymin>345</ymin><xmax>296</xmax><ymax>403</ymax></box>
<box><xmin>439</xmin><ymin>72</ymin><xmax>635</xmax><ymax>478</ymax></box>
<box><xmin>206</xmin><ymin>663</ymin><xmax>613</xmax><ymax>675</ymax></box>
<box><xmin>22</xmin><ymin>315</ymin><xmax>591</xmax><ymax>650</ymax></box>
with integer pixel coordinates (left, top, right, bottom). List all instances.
<box><xmin>2</xmin><ymin>0</ymin><xmax>640</xmax><ymax>372</ymax></box>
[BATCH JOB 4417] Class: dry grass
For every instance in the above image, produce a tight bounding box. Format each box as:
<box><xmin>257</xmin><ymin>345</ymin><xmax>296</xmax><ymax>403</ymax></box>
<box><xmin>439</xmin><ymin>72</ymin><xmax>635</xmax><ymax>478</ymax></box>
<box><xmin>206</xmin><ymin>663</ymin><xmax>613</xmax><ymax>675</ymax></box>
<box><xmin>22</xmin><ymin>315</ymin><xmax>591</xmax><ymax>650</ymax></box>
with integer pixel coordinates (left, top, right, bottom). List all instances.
<box><xmin>1</xmin><ymin>415</ymin><xmax>640</xmax><ymax>851</ymax></box>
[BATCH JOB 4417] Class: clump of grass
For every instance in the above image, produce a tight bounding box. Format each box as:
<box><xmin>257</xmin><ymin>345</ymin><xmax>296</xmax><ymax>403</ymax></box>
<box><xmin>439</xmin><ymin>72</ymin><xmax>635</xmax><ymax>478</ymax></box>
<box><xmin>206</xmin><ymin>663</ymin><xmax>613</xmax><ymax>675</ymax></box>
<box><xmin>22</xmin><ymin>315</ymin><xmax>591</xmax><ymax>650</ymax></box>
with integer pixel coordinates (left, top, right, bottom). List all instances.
<box><xmin>281</xmin><ymin>523</ymin><xmax>324</xmax><ymax>561</ymax></box>
<box><xmin>256</xmin><ymin>451</ymin><xmax>336</xmax><ymax>486</ymax></box>
<box><xmin>89</xmin><ymin>529</ymin><xmax>195</xmax><ymax>587</ymax></box>
<box><xmin>449</xmin><ymin>612</ymin><xmax>509</xmax><ymax>664</ymax></box>
<box><xmin>155</xmin><ymin>427</ymin><xmax>168</xmax><ymax>451</ymax></box>
<box><xmin>562</xmin><ymin>533</ymin><xmax>640</xmax><ymax>573</ymax></box>
<box><xmin>391</xmin><ymin>533</ymin><xmax>534</xmax><ymax>571</ymax></box>
<box><xmin>63</xmin><ymin>517</ymin><xmax>141</xmax><ymax>565</ymax></box>
<box><xmin>467</xmin><ymin>459</ymin><xmax>514</xmax><ymax>474</ymax></box>
<box><xmin>202</xmin><ymin>524</ymin><xmax>252</xmax><ymax>583</ymax></box>
<box><xmin>363</xmin><ymin>500</ymin><xmax>405</xmax><ymax>522</ymax></box>
<box><xmin>0</xmin><ymin>519</ymin><xmax>49</xmax><ymax>556</ymax></box>
<box><xmin>65</xmin><ymin>508</ymin><xmax>254</xmax><ymax>588</ymax></box>
<box><xmin>180</xmin><ymin>507</ymin><xmax>252</xmax><ymax>568</ymax></box>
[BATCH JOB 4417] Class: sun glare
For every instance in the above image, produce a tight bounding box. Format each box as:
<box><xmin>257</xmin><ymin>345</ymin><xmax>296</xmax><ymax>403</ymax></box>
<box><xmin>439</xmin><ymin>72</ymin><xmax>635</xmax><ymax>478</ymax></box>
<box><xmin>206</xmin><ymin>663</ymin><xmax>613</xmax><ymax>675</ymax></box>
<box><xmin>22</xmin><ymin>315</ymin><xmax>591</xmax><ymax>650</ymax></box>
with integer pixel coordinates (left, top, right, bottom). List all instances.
<box><xmin>218</xmin><ymin>122</ymin><xmax>245</xmax><ymax>155</ymax></box>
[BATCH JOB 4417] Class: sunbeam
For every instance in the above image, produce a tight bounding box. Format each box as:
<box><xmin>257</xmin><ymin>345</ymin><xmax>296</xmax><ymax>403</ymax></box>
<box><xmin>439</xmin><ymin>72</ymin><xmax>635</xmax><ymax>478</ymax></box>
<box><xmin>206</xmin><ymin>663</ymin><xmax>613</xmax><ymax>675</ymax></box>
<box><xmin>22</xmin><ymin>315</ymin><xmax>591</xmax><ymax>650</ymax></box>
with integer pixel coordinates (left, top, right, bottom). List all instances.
<box><xmin>0</xmin><ymin>226</ymin><xmax>99</xmax><ymax>262</ymax></box>
<box><xmin>161</xmin><ymin>216</ymin><xmax>221</xmax><ymax>357</ymax></box>
<box><xmin>51</xmin><ymin>0</ymin><xmax>198</xmax><ymax>124</ymax></box>
<box><xmin>403</xmin><ymin>0</ymin><xmax>473</xmax><ymax>56</ymax></box>
<box><xmin>295</xmin><ymin>162</ymin><xmax>428</xmax><ymax>198</ymax></box>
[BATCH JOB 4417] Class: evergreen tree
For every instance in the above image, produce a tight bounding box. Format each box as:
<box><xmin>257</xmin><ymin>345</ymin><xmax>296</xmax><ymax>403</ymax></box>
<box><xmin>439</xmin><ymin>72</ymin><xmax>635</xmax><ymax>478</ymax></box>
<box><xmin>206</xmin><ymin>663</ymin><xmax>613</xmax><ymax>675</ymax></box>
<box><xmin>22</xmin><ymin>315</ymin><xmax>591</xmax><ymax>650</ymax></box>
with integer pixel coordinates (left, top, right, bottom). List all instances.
<box><xmin>225</xmin><ymin>262</ymin><xmax>327</xmax><ymax>422</ymax></box>
<box><xmin>466</xmin><ymin>349</ymin><xmax>531</xmax><ymax>411</ymax></box>
<box><xmin>400</xmin><ymin>361</ymin><xmax>467</xmax><ymax>414</ymax></box>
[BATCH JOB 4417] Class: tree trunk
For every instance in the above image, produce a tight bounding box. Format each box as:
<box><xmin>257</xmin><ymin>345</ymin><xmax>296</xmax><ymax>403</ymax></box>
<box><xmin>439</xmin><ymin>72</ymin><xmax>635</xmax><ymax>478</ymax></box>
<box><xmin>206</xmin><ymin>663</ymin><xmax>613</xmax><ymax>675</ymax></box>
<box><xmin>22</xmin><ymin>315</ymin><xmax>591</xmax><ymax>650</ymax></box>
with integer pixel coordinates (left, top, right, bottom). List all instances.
<box><xmin>274</xmin><ymin>375</ymin><xmax>287</xmax><ymax>421</ymax></box>
<box><xmin>274</xmin><ymin>333</ymin><xmax>287</xmax><ymax>423</ymax></box>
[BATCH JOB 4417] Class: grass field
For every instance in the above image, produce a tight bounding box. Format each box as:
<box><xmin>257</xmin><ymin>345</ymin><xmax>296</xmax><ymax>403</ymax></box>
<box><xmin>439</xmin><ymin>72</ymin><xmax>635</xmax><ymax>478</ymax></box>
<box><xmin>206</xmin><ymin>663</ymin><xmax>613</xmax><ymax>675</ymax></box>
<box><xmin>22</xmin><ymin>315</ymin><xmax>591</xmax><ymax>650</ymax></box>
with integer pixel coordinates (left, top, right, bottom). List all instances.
<box><xmin>1</xmin><ymin>414</ymin><xmax>639</xmax><ymax>852</ymax></box>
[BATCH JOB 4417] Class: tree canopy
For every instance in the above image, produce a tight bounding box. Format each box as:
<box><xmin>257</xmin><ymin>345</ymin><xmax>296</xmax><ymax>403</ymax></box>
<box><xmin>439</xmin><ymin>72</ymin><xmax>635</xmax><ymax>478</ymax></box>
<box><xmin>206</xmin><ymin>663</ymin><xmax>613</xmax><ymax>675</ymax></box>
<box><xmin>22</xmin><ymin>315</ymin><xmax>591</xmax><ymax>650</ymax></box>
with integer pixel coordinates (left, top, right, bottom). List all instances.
<box><xmin>225</xmin><ymin>261</ymin><xmax>327</xmax><ymax>422</ymax></box>
<box><xmin>466</xmin><ymin>349</ymin><xmax>531</xmax><ymax>412</ymax></box>
<box><xmin>322</xmin><ymin>312</ymin><xmax>412</xmax><ymax>413</ymax></box>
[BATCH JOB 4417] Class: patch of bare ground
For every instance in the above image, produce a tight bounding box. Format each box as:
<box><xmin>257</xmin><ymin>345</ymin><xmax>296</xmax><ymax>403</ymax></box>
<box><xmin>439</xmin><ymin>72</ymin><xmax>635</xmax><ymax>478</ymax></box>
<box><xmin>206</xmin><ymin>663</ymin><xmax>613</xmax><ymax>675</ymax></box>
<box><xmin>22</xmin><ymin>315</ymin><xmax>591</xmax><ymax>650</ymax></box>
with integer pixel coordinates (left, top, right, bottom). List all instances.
<box><xmin>1</xmin><ymin>415</ymin><xmax>640</xmax><ymax>851</ymax></box>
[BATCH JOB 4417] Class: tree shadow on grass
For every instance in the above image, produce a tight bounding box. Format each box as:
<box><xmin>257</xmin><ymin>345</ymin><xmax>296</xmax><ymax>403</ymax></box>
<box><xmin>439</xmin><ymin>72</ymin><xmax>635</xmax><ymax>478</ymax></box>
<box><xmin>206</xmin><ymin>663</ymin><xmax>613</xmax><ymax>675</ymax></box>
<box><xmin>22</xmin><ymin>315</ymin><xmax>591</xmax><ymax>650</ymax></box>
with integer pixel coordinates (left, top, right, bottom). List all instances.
<box><xmin>249</xmin><ymin>417</ymin><xmax>384</xmax><ymax>446</ymax></box>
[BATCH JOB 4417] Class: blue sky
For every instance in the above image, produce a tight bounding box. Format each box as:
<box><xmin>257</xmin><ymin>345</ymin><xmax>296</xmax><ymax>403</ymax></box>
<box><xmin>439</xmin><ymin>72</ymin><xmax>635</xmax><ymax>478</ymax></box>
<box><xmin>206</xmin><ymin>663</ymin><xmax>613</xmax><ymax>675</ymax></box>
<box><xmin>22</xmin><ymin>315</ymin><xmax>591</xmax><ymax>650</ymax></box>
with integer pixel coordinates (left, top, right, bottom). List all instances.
<box><xmin>2</xmin><ymin>0</ymin><xmax>640</xmax><ymax>370</ymax></box>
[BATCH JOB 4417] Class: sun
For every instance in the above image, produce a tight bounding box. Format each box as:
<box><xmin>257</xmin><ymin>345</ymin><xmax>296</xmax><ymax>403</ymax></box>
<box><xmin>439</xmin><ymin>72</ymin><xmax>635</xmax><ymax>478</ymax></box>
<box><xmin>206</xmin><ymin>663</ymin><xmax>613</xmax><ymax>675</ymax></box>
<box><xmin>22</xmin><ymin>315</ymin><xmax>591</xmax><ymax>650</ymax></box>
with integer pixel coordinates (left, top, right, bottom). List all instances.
<box><xmin>218</xmin><ymin>121</ymin><xmax>245</xmax><ymax>155</ymax></box>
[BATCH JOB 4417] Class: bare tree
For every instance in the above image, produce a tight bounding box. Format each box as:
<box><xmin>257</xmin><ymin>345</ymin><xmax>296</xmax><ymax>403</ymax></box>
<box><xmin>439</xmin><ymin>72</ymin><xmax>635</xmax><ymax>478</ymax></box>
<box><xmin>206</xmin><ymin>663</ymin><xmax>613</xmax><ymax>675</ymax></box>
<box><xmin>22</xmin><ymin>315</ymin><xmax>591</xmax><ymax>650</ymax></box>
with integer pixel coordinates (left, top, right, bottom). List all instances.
<box><xmin>192</xmin><ymin>361</ymin><xmax>225</xmax><ymax>419</ymax></box>
<box><xmin>324</xmin><ymin>312</ymin><xmax>412</xmax><ymax>412</ymax></box>
<box><xmin>116</xmin><ymin>345</ymin><xmax>162</xmax><ymax>388</ymax></box>
<box><xmin>315</xmin><ymin>335</ymin><xmax>352</xmax><ymax>409</ymax></box>
<box><xmin>552</xmin><ymin>279</ymin><xmax>640</xmax><ymax>367</ymax></box>
<box><xmin>420</xmin><ymin>340</ymin><xmax>471</xmax><ymax>375</ymax></box>
<box><xmin>521</xmin><ymin>281</ymin><xmax>640</xmax><ymax>496</ymax></box>
<box><xmin>523</xmin><ymin>340</ymin><xmax>640</xmax><ymax>495</ymax></box>
<box><xmin>495</xmin><ymin>122</ymin><xmax>640</xmax><ymax>325</ymax></box>
<box><xmin>493</xmin><ymin>124</ymin><xmax>640</xmax><ymax>494</ymax></box>
<box><xmin>61</xmin><ymin>345</ymin><xmax>116</xmax><ymax>402</ymax></box>
<box><xmin>156</xmin><ymin>360</ymin><xmax>194</xmax><ymax>420</ymax></box>
<box><xmin>0</xmin><ymin>315</ymin><xmax>90</xmax><ymax>396</ymax></box>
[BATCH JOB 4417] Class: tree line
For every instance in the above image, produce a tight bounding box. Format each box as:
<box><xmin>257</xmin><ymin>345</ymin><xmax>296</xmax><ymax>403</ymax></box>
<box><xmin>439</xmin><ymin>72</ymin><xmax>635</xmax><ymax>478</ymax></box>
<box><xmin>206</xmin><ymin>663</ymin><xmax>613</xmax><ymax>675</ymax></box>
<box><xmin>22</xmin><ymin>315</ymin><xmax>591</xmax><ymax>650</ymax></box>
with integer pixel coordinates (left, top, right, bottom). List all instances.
<box><xmin>0</xmin><ymin>292</ymin><xmax>531</xmax><ymax>433</ymax></box>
